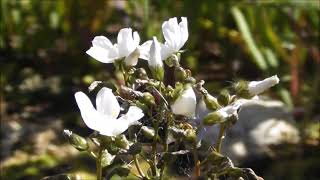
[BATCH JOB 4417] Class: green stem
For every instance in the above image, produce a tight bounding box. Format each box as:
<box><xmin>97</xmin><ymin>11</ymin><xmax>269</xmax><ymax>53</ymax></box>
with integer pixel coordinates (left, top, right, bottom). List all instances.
<box><xmin>151</xmin><ymin>119</ymin><xmax>159</xmax><ymax>177</ymax></box>
<box><xmin>215</xmin><ymin>124</ymin><xmax>226</xmax><ymax>153</ymax></box>
<box><xmin>193</xmin><ymin>142</ymin><xmax>200</xmax><ymax>177</ymax></box>
<box><xmin>133</xmin><ymin>155</ymin><xmax>145</xmax><ymax>178</ymax></box>
<box><xmin>96</xmin><ymin>148</ymin><xmax>103</xmax><ymax>180</ymax></box>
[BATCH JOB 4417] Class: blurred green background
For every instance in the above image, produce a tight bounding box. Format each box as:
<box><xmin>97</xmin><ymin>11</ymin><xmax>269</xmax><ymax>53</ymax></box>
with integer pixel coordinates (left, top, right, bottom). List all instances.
<box><xmin>1</xmin><ymin>0</ymin><xmax>319</xmax><ymax>179</ymax></box>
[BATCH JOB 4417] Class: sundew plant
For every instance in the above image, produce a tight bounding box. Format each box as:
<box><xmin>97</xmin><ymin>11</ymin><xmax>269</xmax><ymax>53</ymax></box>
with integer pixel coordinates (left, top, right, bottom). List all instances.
<box><xmin>64</xmin><ymin>17</ymin><xmax>279</xmax><ymax>180</ymax></box>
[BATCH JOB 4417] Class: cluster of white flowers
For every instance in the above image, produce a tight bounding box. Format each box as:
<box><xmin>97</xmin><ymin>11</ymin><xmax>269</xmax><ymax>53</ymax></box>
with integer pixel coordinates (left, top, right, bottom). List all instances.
<box><xmin>75</xmin><ymin>16</ymin><xmax>280</xmax><ymax>137</ymax></box>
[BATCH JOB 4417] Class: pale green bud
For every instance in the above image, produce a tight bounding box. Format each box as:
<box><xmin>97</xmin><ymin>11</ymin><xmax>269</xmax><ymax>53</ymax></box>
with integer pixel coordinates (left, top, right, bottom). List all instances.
<box><xmin>142</xmin><ymin>92</ymin><xmax>155</xmax><ymax>106</ymax></box>
<box><xmin>141</xmin><ymin>126</ymin><xmax>155</xmax><ymax>139</ymax></box>
<box><xmin>63</xmin><ymin>130</ymin><xmax>88</xmax><ymax>151</ymax></box>
<box><xmin>203</xmin><ymin>111</ymin><xmax>225</xmax><ymax>126</ymax></box>
<box><xmin>115</xmin><ymin>134</ymin><xmax>130</xmax><ymax>149</ymax></box>
<box><xmin>174</xmin><ymin>66</ymin><xmax>187</xmax><ymax>82</ymax></box>
<box><xmin>204</xmin><ymin>94</ymin><xmax>220</xmax><ymax>111</ymax></box>
<box><xmin>217</xmin><ymin>89</ymin><xmax>231</xmax><ymax>106</ymax></box>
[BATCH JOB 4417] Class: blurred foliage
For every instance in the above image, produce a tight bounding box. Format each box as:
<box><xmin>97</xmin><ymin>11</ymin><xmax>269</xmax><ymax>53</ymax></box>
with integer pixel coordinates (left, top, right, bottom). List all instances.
<box><xmin>1</xmin><ymin>0</ymin><xmax>319</xmax><ymax>179</ymax></box>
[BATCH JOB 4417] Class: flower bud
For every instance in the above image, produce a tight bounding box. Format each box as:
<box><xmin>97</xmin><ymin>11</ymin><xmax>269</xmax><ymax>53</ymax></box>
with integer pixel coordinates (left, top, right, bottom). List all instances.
<box><xmin>101</xmin><ymin>149</ymin><xmax>115</xmax><ymax>168</ymax></box>
<box><xmin>141</xmin><ymin>92</ymin><xmax>155</xmax><ymax>106</ymax></box>
<box><xmin>115</xmin><ymin>134</ymin><xmax>130</xmax><ymax>149</ymax></box>
<box><xmin>174</xmin><ymin>66</ymin><xmax>187</xmax><ymax>82</ymax></box>
<box><xmin>217</xmin><ymin>90</ymin><xmax>231</xmax><ymax>106</ymax></box>
<box><xmin>235</xmin><ymin>75</ymin><xmax>280</xmax><ymax>98</ymax></box>
<box><xmin>63</xmin><ymin>129</ymin><xmax>89</xmax><ymax>151</ymax></box>
<box><xmin>184</xmin><ymin>129</ymin><xmax>197</xmax><ymax>143</ymax></box>
<box><xmin>165</xmin><ymin>54</ymin><xmax>180</xmax><ymax>67</ymax></box>
<box><xmin>184</xmin><ymin>77</ymin><xmax>196</xmax><ymax>84</ymax></box>
<box><xmin>141</xmin><ymin>126</ymin><xmax>155</xmax><ymax>139</ymax></box>
<box><xmin>171</xmin><ymin>85</ymin><xmax>197</xmax><ymax>117</ymax></box>
<box><xmin>124</xmin><ymin>48</ymin><xmax>140</xmax><ymax>67</ymax></box>
<box><xmin>135</xmin><ymin>68</ymin><xmax>148</xmax><ymax>80</ymax></box>
<box><xmin>204</xmin><ymin>94</ymin><xmax>220</xmax><ymax>111</ymax></box>
<box><xmin>203</xmin><ymin>111</ymin><xmax>225</xmax><ymax>126</ymax></box>
<box><xmin>148</xmin><ymin>37</ymin><xmax>164</xmax><ymax>81</ymax></box>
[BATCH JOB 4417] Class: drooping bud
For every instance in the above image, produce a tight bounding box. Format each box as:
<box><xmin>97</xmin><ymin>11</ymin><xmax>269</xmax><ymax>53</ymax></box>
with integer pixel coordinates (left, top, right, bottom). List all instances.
<box><xmin>174</xmin><ymin>66</ymin><xmax>187</xmax><ymax>82</ymax></box>
<box><xmin>148</xmin><ymin>36</ymin><xmax>164</xmax><ymax>81</ymax></box>
<box><xmin>124</xmin><ymin>48</ymin><xmax>140</xmax><ymax>67</ymax></box>
<box><xmin>217</xmin><ymin>89</ymin><xmax>231</xmax><ymax>106</ymax></box>
<box><xmin>203</xmin><ymin>111</ymin><xmax>226</xmax><ymax>126</ymax></box>
<box><xmin>63</xmin><ymin>129</ymin><xmax>89</xmax><ymax>151</ymax></box>
<box><xmin>204</xmin><ymin>94</ymin><xmax>220</xmax><ymax>111</ymax></box>
<box><xmin>141</xmin><ymin>126</ymin><xmax>155</xmax><ymax>139</ymax></box>
<box><xmin>141</xmin><ymin>92</ymin><xmax>155</xmax><ymax>106</ymax></box>
<box><xmin>171</xmin><ymin>85</ymin><xmax>197</xmax><ymax>118</ymax></box>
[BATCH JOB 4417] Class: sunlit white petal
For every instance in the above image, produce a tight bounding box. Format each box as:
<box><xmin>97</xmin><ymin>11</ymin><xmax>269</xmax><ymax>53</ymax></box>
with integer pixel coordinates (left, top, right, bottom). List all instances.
<box><xmin>171</xmin><ymin>86</ymin><xmax>197</xmax><ymax>117</ymax></box>
<box><xmin>95</xmin><ymin>87</ymin><xmax>120</xmax><ymax>119</ymax></box>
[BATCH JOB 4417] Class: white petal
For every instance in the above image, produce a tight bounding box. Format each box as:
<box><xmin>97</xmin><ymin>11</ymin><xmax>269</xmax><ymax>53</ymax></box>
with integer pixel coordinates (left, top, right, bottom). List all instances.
<box><xmin>124</xmin><ymin>48</ymin><xmax>140</xmax><ymax>66</ymax></box>
<box><xmin>86</xmin><ymin>46</ymin><xmax>118</xmax><ymax>63</ymax></box>
<box><xmin>138</xmin><ymin>40</ymin><xmax>152</xmax><ymax>60</ymax></box>
<box><xmin>96</xmin><ymin>87</ymin><xmax>120</xmax><ymax>119</ymax></box>
<box><xmin>133</xmin><ymin>31</ymin><xmax>140</xmax><ymax>47</ymax></box>
<box><xmin>248</xmin><ymin>75</ymin><xmax>280</xmax><ymax>95</ymax></box>
<box><xmin>162</xmin><ymin>18</ymin><xmax>179</xmax><ymax>50</ymax></box>
<box><xmin>117</xmin><ymin>28</ymin><xmax>135</xmax><ymax>58</ymax></box>
<box><xmin>121</xmin><ymin>106</ymin><xmax>144</xmax><ymax>125</ymax></box>
<box><xmin>160</xmin><ymin>43</ymin><xmax>173</xmax><ymax>60</ymax></box>
<box><xmin>178</xmin><ymin>17</ymin><xmax>188</xmax><ymax>50</ymax></box>
<box><xmin>148</xmin><ymin>36</ymin><xmax>163</xmax><ymax>68</ymax></box>
<box><xmin>171</xmin><ymin>86</ymin><xmax>197</xmax><ymax>117</ymax></box>
<box><xmin>98</xmin><ymin>118</ymin><xmax>129</xmax><ymax>136</ymax></box>
<box><xmin>75</xmin><ymin>91</ymin><xmax>105</xmax><ymax>131</ymax></box>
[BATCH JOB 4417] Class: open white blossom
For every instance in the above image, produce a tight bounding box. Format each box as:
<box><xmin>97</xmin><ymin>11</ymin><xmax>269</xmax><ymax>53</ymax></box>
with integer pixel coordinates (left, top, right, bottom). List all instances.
<box><xmin>86</xmin><ymin>28</ymin><xmax>151</xmax><ymax>66</ymax></box>
<box><xmin>248</xmin><ymin>75</ymin><xmax>280</xmax><ymax>96</ymax></box>
<box><xmin>75</xmin><ymin>87</ymin><xmax>144</xmax><ymax>136</ymax></box>
<box><xmin>160</xmin><ymin>17</ymin><xmax>188</xmax><ymax>60</ymax></box>
<box><xmin>171</xmin><ymin>86</ymin><xmax>196</xmax><ymax>117</ymax></box>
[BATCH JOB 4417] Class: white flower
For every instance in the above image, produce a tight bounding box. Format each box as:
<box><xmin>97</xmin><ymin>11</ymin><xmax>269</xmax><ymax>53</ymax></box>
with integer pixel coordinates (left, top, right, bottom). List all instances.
<box><xmin>248</xmin><ymin>75</ymin><xmax>280</xmax><ymax>95</ymax></box>
<box><xmin>148</xmin><ymin>36</ymin><xmax>163</xmax><ymax>68</ymax></box>
<box><xmin>171</xmin><ymin>86</ymin><xmax>197</xmax><ymax>117</ymax></box>
<box><xmin>74</xmin><ymin>87</ymin><xmax>144</xmax><ymax>136</ymax></box>
<box><xmin>86</xmin><ymin>28</ymin><xmax>150</xmax><ymax>66</ymax></box>
<box><xmin>160</xmin><ymin>17</ymin><xmax>188</xmax><ymax>60</ymax></box>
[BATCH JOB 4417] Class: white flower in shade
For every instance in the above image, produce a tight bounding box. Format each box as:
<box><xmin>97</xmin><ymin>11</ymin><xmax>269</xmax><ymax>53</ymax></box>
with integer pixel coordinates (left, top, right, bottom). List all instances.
<box><xmin>160</xmin><ymin>17</ymin><xmax>188</xmax><ymax>60</ymax></box>
<box><xmin>86</xmin><ymin>28</ymin><xmax>151</xmax><ymax>66</ymax></box>
<box><xmin>171</xmin><ymin>86</ymin><xmax>197</xmax><ymax>117</ymax></box>
<box><xmin>248</xmin><ymin>75</ymin><xmax>280</xmax><ymax>96</ymax></box>
<box><xmin>74</xmin><ymin>87</ymin><xmax>144</xmax><ymax>136</ymax></box>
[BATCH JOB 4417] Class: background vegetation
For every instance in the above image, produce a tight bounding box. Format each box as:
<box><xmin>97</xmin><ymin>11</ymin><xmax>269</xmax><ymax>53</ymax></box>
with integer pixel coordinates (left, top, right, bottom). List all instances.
<box><xmin>1</xmin><ymin>0</ymin><xmax>319</xmax><ymax>179</ymax></box>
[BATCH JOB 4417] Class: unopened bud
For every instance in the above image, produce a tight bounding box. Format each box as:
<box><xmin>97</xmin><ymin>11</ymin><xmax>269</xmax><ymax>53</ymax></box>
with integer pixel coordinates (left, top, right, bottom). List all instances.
<box><xmin>204</xmin><ymin>94</ymin><xmax>220</xmax><ymax>111</ymax></box>
<box><xmin>203</xmin><ymin>111</ymin><xmax>225</xmax><ymax>126</ymax></box>
<box><xmin>217</xmin><ymin>90</ymin><xmax>231</xmax><ymax>106</ymax></box>
<box><xmin>184</xmin><ymin>129</ymin><xmax>196</xmax><ymax>143</ymax></box>
<box><xmin>141</xmin><ymin>126</ymin><xmax>155</xmax><ymax>139</ymax></box>
<box><xmin>150</xmin><ymin>66</ymin><xmax>164</xmax><ymax>81</ymax></box>
<box><xmin>115</xmin><ymin>134</ymin><xmax>130</xmax><ymax>150</ymax></box>
<box><xmin>135</xmin><ymin>68</ymin><xmax>148</xmax><ymax>80</ymax></box>
<box><xmin>184</xmin><ymin>77</ymin><xmax>196</xmax><ymax>84</ymax></box>
<box><xmin>165</xmin><ymin>54</ymin><xmax>180</xmax><ymax>67</ymax></box>
<box><xmin>141</xmin><ymin>92</ymin><xmax>155</xmax><ymax>106</ymax></box>
<box><xmin>174</xmin><ymin>66</ymin><xmax>187</xmax><ymax>82</ymax></box>
<box><xmin>63</xmin><ymin>130</ymin><xmax>88</xmax><ymax>151</ymax></box>
<box><xmin>101</xmin><ymin>149</ymin><xmax>115</xmax><ymax>168</ymax></box>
